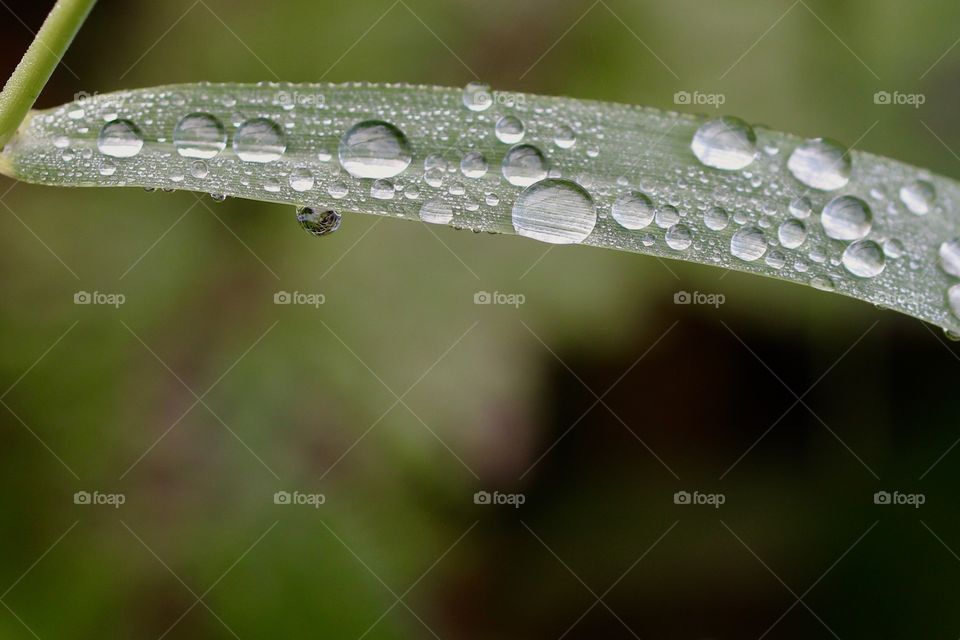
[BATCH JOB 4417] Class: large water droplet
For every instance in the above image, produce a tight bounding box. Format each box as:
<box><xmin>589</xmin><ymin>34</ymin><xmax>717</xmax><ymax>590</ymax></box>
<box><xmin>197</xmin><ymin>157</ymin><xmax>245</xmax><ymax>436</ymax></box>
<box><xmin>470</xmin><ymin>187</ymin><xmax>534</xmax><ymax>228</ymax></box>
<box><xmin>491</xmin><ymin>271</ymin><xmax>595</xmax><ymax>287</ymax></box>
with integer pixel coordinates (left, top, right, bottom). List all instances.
<box><xmin>899</xmin><ymin>180</ymin><xmax>936</xmax><ymax>215</ymax></box>
<box><xmin>731</xmin><ymin>226</ymin><xmax>767</xmax><ymax>261</ymax></box>
<box><xmin>611</xmin><ymin>191</ymin><xmax>655</xmax><ymax>230</ymax></box>
<box><xmin>842</xmin><ymin>240</ymin><xmax>885</xmax><ymax>278</ymax></box>
<box><xmin>502</xmin><ymin>144</ymin><xmax>548</xmax><ymax>187</ymax></box>
<box><xmin>420</xmin><ymin>200</ymin><xmax>454</xmax><ymax>225</ymax></box>
<box><xmin>97</xmin><ymin>119</ymin><xmax>144</xmax><ymax>158</ymax></box>
<box><xmin>655</xmin><ymin>205</ymin><xmax>680</xmax><ymax>229</ymax></box>
<box><xmin>234</xmin><ymin>118</ymin><xmax>285</xmax><ymax>163</ymax></box>
<box><xmin>460</xmin><ymin>151</ymin><xmax>488</xmax><ymax>178</ymax></box>
<box><xmin>703</xmin><ymin>206</ymin><xmax>729</xmax><ymax>231</ymax></box>
<box><xmin>690</xmin><ymin>116</ymin><xmax>757</xmax><ymax>170</ymax></box>
<box><xmin>339</xmin><ymin>120</ymin><xmax>412</xmax><ymax>179</ymax></box>
<box><xmin>173</xmin><ymin>113</ymin><xmax>226</xmax><ymax>159</ymax></box>
<box><xmin>512</xmin><ymin>179</ymin><xmax>596</xmax><ymax>244</ymax></box>
<box><xmin>821</xmin><ymin>195</ymin><xmax>872</xmax><ymax>240</ymax></box>
<box><xmin>289</xmin><ymin>167</ymin><xmax>315</xmax><ymax>192</ymax></box>
<box><xmin>778</xmin><ymin>220</ymin><xmax>807</xmax><ymax>249</ymax></box>
<box><xmin>297</xmin><ymin>207</ymin><xmax>341</xmax><ymax>237</ymax></box>
<box><xmin>665</xmin><ymin>224</ymin><xmax>693</xmax><ymax>251</ymax></box>
<box><xmin>940</xmin><ymin>238</ymin><xmax>960</xmax><ymax>278</ymax></box>
<box><xmin>495</xmin><ymin>115</ymin><xmax>525</xmax><ymax>144</ymax></box>
<box><xmin>787</xmin><ymin>138</ymin><xmax>851</xmax><ymax>190</ymax></box>
<box><xmin>949</xmin><ymin>284</ymin><xmax>960</xmax><ymax>320</ymax></box>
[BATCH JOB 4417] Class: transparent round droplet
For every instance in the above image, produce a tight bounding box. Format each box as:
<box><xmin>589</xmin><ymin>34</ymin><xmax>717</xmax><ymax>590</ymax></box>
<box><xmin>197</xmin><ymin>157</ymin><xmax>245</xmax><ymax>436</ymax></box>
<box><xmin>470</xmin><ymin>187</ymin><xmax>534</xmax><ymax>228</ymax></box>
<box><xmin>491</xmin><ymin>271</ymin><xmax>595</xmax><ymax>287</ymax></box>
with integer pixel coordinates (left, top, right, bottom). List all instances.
<box><xmin>731</xmin><ymin>226</ymin><xmax>767</xmax><ymax>262</ymax></box>
<box><xmin>370</xmin><ymin>179</ymin><xmax>395</xmax><ymax>200</ymax></box>
<box><xmin>189</xmin><ymin>160</ymin><xmax>209</xmax><ymax>179</ymax></box>
<box><xmin>611</xmin><ymin>191</ymin><xmax>655</xmax><ymax>230</ymax></box>
<box><xmin>690</xmin><ymin>116</ymin><xmax>757</xmax><ymax>171</ymax></box>
<box><xmin>495</xmin><ymin>116</ymin><xmax>525</xmax><ymax>144</ymax></box>
<box><xmin>655</xmin><ymin>205</ymin><xmax>680</xmax><ymax>229</ymax></box>
<box><xmin>420</xmin><ymin>200</ymin><xmax>454</xmax><ymax>225</ymax></box>
<box><xmin>289</xmin><ymin>167</ymin><xmax>315</xmax><ymax>192</ymax></box>
<box><xmin>883</xmin><ymin>238</ymin><xmax>904</xmax><ymax>259</ymax></box>
<box><xmin>502</xmin><ymin>144</ymin><xmax>548</xmax><ymax>187</ymax></box>
<box><xmin>703</xmin><ymin>206</ymin><xmax>729</xmax><ymax>231</ymax></box>
<box><xmin>554</xmin><ymin>124</ymin><xmax>576</xmax><ymax>149</ymax></box>
<box><xmin>821</xmin><ymin>195</ymin><xmax>872</xmax><ymax>240</ymax></box>
<box><xmin>842</xmin><ymin>240</ymin><xmax>886</xmax><ymax>278</ymax></box>
<box><xmin>485</xmin><ymin>192</ymin><xmax>500</xmax><ymax>206</ymax></box>
<box><xmin>665</xmin><ymin>224</ymin><xmax>693</xmax><ymax>251</ymax></box>
<box><xmin>787</xmin><ymin>138</ymin><xmax>851</xmax><ymax>191</ymax></box>
<box><xmin>766</xmin><ymin>250</ymin><xmax>786</xmax><ymax>270</ymax></box>
<box><xmin>940</xmin><ymin>238</ymin><xmax>960</xmax><ymax>278</ymax></box>
<box><xmin>297</xmin><ymin>207</ymin><xmax>341</xmax><ymax>237</ymax></box>
<box><xmin>789</xmin><ymin>196</ymin><xmax>813</xmax><ymax>219</ymax></box>
<box><xmin>99</xmin><ymin>160</ymin><xmax>117</xmax><ymax>176</ymax></box>
<box><xmin>327</xmin><ymin>181</ymin><xmax>349</xmax><ymax>199</ymax></box>
<box><xmin>173</xmin><ymin>113</ymin><xmax>227</xmax><ymax>159</ymax></box>
<box><xmin>97</xmin><ymin>119</ymin><xmax>144</xmax><ymax>158</ymax></box>
<box><xmin>233</xmin><ymin>118</ymin><xmax>285</xmax><ymax>163</ymax></box>
<box><xmin>899</xmin><ymin>180</ymin><xmax>936</xmax><ymax>215</ymax></box>
<box><xmin>462</xmin><ymin>82</ymin><xmax>492</xmax><ymax>112</ymax></box>
<box><xmin>948</xmin><ymin>284</ymin><xmax>960</xmax><ymax>320</ymax></box>
<box><xmin>778</xmin><ymin>220</ymin><xmax>807</xmax><ymax>249</ymax></box>
<box><xmin>460</xmin><ymin>151</ymin><xmax>488</xmax><ymax>178</ymax></box>
<box><xmin>511</xmin><ymin>179</ymin><xmax>596</xmax><ymax>244</ymax></box>
<box><xmin>339</xmin><ymin>120</ymin><xmax>412</xmax><ymax>179</ymax></box>
<box><xmin>811</xmin><ymin>275</ymin><xmax>835</xmax><ymax>291</ymax></box>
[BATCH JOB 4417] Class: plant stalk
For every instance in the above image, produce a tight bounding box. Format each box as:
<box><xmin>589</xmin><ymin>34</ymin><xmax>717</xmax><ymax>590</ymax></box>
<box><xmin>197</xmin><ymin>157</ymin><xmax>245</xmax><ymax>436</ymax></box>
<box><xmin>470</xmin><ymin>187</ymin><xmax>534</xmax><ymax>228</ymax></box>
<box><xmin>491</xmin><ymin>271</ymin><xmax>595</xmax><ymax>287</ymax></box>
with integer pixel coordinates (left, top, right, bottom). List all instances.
<box><xmin>0</xmin><ymin>0</ymin><xmax>97</xmax><ymax>149</ymax></box>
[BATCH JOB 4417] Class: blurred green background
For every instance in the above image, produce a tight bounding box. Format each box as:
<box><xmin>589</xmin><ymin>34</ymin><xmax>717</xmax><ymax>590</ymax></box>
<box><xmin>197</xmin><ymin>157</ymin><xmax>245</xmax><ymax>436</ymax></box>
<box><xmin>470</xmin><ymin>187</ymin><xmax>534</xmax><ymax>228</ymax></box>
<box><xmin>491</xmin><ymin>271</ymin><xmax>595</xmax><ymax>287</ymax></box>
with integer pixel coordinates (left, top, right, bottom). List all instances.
<box><xmin>1</xmin><ymin>0</ymin><xmax>959</xmax><ymax>637</ymax></box>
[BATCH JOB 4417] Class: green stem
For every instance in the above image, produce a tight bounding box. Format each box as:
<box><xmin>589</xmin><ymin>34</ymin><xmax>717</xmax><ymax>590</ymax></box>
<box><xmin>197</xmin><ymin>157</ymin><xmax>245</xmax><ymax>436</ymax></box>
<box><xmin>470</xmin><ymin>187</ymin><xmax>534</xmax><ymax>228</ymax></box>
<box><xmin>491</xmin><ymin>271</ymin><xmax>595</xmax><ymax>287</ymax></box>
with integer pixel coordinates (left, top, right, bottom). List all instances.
<box><xmin>0</xmin><ymin>0</ymin><xmax>97</xmax><ymax>149</ymax></box>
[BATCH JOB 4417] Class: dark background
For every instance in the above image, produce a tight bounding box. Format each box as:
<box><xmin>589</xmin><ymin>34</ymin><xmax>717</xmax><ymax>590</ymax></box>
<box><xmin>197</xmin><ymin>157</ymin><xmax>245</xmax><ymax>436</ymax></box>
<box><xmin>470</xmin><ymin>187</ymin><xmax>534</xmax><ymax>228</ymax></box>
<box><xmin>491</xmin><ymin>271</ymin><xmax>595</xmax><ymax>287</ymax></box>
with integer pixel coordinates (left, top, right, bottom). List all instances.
<box><xmin>1</xmin><ymin>0</ymin><xmax>958</xmax><ymax>638</ymax></box>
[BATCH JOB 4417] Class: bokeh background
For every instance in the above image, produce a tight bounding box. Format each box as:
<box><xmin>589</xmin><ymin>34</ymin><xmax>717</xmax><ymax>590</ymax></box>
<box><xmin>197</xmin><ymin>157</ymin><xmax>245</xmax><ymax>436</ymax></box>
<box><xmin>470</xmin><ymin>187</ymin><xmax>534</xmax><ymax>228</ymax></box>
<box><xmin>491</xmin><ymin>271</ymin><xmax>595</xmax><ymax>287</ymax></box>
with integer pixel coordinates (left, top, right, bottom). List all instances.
<box><xmin>1</xmin><ymin>0</ymin><xmax>959</xmax><ymax>637</ymax></box>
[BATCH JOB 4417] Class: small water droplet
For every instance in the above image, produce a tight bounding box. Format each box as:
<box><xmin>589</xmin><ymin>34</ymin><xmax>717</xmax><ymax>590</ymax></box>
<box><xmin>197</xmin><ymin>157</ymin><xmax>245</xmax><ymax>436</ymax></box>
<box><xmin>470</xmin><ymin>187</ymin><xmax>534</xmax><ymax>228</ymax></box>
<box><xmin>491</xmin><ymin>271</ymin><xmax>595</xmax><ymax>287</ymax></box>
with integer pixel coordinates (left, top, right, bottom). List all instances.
<box><xmin>691</xmin><ymin>116</ymin><xmax>757</xmax><ymax>171</ymax></box>
<box><xmin>811</xmin><ymin>275</ymin><xmax>835</xmax><ymax>291</ymax></box>
<box><xmin>731</xmin><ymin>226</ymin><xmax>767</xmax><ymax>261</ymax></box>
<box><xmin>289</xmin><ymin>167</ymin><xmax>315</xmax><ymax>192</ymax></box>
<box><xmin>189</xmin><ymin>160</ymin><xmax>209</xmax><ymax>179</ymax></box>
<box><xmin>883</xmin><ymin>238</ymin><xmax>904</xmax><ymax>259</ymax></box>
<box><xmin>327</xmin><ymin>181</ymin><xmax>349</xmax><ymax>199</ymax></box>
<box><xmin>940</xmin><ymin>238</ymin><xmax>960</xmax><ymax>277</ymax></box>
<box><xmin>462</xmin><ymin>82</ymin><xmax>492</xmax><ymax>111</ymax></box>
<box><xmin>263</xmin><ymin>178</ymin><xmax>281</xmax><ymax>193</ymax></box>
<box><xmin>778</xmin><ymin>220</ymin><xmax>807</xmax><ymax>249</ymax></box>
<box><xmin>611</xmin><ymin>191</ymin><xmax>655</xmax><ymax>230</ymax></box>
<box><xmin>371</xmin><ymin>179</ymin><xmax>395</xmax><ymax>200</ymax></box>
<box><xmin>789</xmin><ymin>196</ymin><xmax>813</xmax><ymax>219</ymax></box>
<box><xmin>495</xmin><ymin>115</ymin><xmax>525</xmax><ymax>144</ymax></box>
<box><xmin>420</xmin><ymin>200</ymin><xmax>454</xmax><ymax>224</ymax></box>
<box><xmin>512</xmin><ymin>179</ymin><xmax>596</xmax><ymax>244</ymax></box>
<box><xmin>553</xmin><ymin>124</ymin><xmax>576</xmax><ymax>149</ymax></box>
<box><xmin>297</xmin><ymin>207</ymin><xmax>341</xmax><ymax>236</ymax></box>
<box><xmin>234</xmin><ymin>118</ymin><xmax>285</xmax><ymax>163</ymax></box>
<box><xmin>948</xmin><ymin>284</ymin><xmax>960</xmax><ymax>320</ymax></box>
<box><xmin>460</xmin><ymin>151</ymin><xmax>488</xmax><ymax>178</ymax></box>
<box><xmin>99</xmin><ymin>160</ymin><xmax>117</xmax><ymax>176</ymax></box>
<box><xmin>485</xmin><ymin>192</ymin><xmax>500</xmax><ymax>206</ymax></box>
<box><xmin>899</xmin><ymin>180</ymin><xmax>936</xmax><ymax>215</ymax></box>
<box><xmin>787</xmin><ymin>138</ymin><xmax>851</xmax><ymax>190</ymax></box>
<box><xmin>97</xmin><ymin>119</ymin><xmax>144</xmax><ymax>158</ymax></box>
<box><xmin>173</xmin><ymin>113</ymin><xmax>227</xmax><ymax>159</ymax></box>
<box><xmin>703</xmin><ymin>206</ymin><xmax>729</xmax><ymax>231</ymax></box>
<box><xmin>842</xmin><ymin>240</ymin><xmax>885</xmax><ymax>278</ymax></box>
<box><xmin>338</xmin><ymin>120</ymin><xmax>412</xmax><ymax>179</ymax></box>
<box><xmin>665</xmin><ymin>223</ymin><xmax>693</xmax><ymax>251</ymax></box>
<box><xmin>502</xmin><ymin>144</ymin><xmax>548</xmax><ymax>187</ymax></box>
<box><xmin>766</xmin><ymin>250</ymin><xmax>786</xmax><ymax>270</ymax></box>
<box><xmin>655</xmin><ymin>205</ymin><xmax>680</xmax><ymax>229</ymax></box>
<box><xmin>821</xmin><ymin>195</ymin><xmax>872</xmax><ymax>240</ymax></box>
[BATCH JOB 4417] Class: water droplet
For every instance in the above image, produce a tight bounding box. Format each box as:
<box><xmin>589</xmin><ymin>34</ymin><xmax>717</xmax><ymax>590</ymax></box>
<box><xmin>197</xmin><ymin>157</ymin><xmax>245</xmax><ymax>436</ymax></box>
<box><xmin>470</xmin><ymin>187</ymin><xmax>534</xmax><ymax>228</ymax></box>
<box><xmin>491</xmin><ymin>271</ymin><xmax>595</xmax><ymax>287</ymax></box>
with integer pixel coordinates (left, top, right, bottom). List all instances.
<box><xmin>495</xmin><ymin>115</ymin><xmax>525</xmax><ymax>144</ymax></box>
<box><xmin>485</xmin><ymin>193</ymin><xmax>500</xmax><ymax>206</ymax></box>
<box><xmin>460</xmin><ymin>151</ymin><xmax>488</xmax><ymax>178</ymax></box>
<box><xmin>703</xmin><ymin>206</ymin><xmax>729</xmax><ymax>231</ymax></box>
<box><xmin>297</xmin><ymin>207</ymin><xmax>341</xmax><ymax>237</ymax></box>
<box><xmin>54</xmin><ymin>136</ymin><xmax>69</xmax><ymax>149</ymax></box>
<box><xmin>940</xmin><ymin>238</ymin><xmax>960</xmax><ymax>278</ymax></box>
<box><xmin>189</xmin><ymin>160</ymin><xmax>209</xmax><ymax>179</ymax></box>
<box><xmin>778</xmin><ymin>220</ymin><xmax>807</xmax><ymax>249</ymax></box>
<box><xmin>948</xmin><ymin>284</ymin><xmax>960</xmax><ymax>320</ymax></box>
<box><xmin>173</xmin><ymin>113</ymin><xmax>226</xmax><ymax>159</ymax></box>
<box><xmin>789</xmin><ymin>196</ymin><xmax>813</xmax><ymax>219</ymax></box>
<box><xmin>512</xmin><ymin>179</ymin><xmax>596</xmax><ymax>244</ymax></box>
<box><xmin>328</xmin><ymin>182</ymin><xmax>349</xmax><ymax>199</ymax></box>
<box><xmin>99</xmin><ymin>160</ymin><xmax>117</xmax><ymax>176</ymax></box>
<box><xmin>611</xmin><ymin>191</ymin><xmax>655</xmax><ymax>230</ymax></box>
<box><xmin>553</xmin><ymin>124</ymin><xmax>576</xmax><ymax>149</ymax></box>
<box><xmin>766</xmin><ymin>250</ymin><xmax>786</xmax><ymax>270</ymax></box>
<box><xmin>899</xmin><ymin>180</ymin><xmax>935</xmax><ymax>215</ymax></box>
<box><xmin>655</xmin><ymin>205</ymin><xmax>680</xmax><ymax>229</ymax></box>
<box><xmin>502</xmin><ymin>144</ymin><xmax>548</xmax><ymax>187</ymax></box>
<box><xmin>811</xmin><ymin>275</ymin><xmax>835</xmax><ymax>291</ymax></box>
<box><xmin>289</xmin><ymin>167</ymin><xmax>315</xmax><ymax>192</ymax></box>
<box><xmin>420</xmin><ymin>200</ymin><xmax>454</xmax><ymax>224</ymax></box>
<box><xmin>883</xmin><ymin>238</ymin><xmax>904</xmax><ymax>259</ymax></box>
<box><xmin>338</xmin><ymin>120</ymin><xmax>412</xmax><ymax>179</ymax></box>
<box><xmin>665</xmin><ymin>224</ymin><xmax>693</xmax><ymax>251</ymax></box>
<box><xmin>234</xmin><ymin>118</ymin><xmax>285</xmax><ymax>163</ymax></box>
<box><xmin>690</xmin><ymin>116</ymin><xmax>757</xmax><ymax>171</ymax></box>
<box><xmin>821</xmin><ymin>195</ymin><xmax>872</xmax><ymax>240</ymax></box>
<box><xmin>842</xmin><ymin>240</ymin><xmax>886</xmax><ymax>278</ymax></box>
<box><xmin>787</xmin><ymin>138</ymin><xmax>851</xmax><ymax>190</ymax></box>
<box><xmin>371</xmin><ymin>179</ymin><xmax>395</xmax><ymax>200</ymax></box>
<box><xmin>462</xmin><ymin>82</ymin><xmax>492</xmax><ymax>111</ymax></box>
<box><xmin>97</xmin><ymin>119</ymin><xmax>144</xmax><ymax>158</ymax></box>
<box><xmin>731</xmin><ymin>226</ymin><xmax>767</xmax><ymax>261</ymax></box>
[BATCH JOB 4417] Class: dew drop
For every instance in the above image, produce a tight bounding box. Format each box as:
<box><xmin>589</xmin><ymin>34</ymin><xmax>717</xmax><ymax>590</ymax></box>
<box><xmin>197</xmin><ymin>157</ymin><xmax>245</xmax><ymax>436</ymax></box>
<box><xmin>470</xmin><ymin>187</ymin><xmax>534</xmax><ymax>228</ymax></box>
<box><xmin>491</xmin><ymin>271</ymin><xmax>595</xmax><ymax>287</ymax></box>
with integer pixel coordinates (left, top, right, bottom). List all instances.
<box><xmin>690</xmin><ymin>116</ymin><xmax>757</xmax><ymax>171</ymax></box>
<box><xmin>948</xmin><ymin>284</ymin><xmax>960</xmax><ymax>320</ymax></box>
<box><xmin>611</xmin><ymin>191</ymin><xmax>655</xmax><ymax>230</ymax></box>
<box><xmin>787</xmin><ymin>138</ymin><xmax>851</xmax><ymax>190</ymax></box>
<box><xmin>338</xmin><ymin>120</ymin><xmax>412</xmax><ymax>179</ymax></box>
<box><xmin>460</xmin><ymin>151</ymin><xmax>488</xmax><ymax>178</ymax></box>
<box><xmin>296</xmin><ymin>207</ymin><xmax>341</xmax><ymax>237</ymax></box>
<box><xmin>789</xmin><ymin>196</ymin><xmax>813</xmax><ymax>219</ymax></box>
<box><xmin>189</xmin><ymin>160</ymin><xmax>209</xmax><ymax>179</ymax></box>
<box><xmin>371</xmin><ymin>179</ymin><xmax>395</xmax><ymax>200</ymax></box>
<box><xmin>233</xmin><ymin>118</ymin><xmax>285</xmax><ymax>163</ymax></box>
<box><xmin>842</xmin><ymin>240</ymin><xmax>886</xmax><ymax>278</ymax></box>
<box><xmin>821</xmin><ymin>195</ymin><xmax>872</xmax><ymax>240</ymax></box>
<box><xmin>99</xmin><ymin>160</ymin><xmax>117</xmax><ymax>176</ymax></box>
<box><xmin>665</xmin><ymin>224</ymin><xmax>693</xmax><ymax>251</ymax></box>
<box><xmin>173</xmin><ymin>113</ymin><xmax>227</xmax><ymax>159</ymax></box>
<box><xmin>289</xmin><ymin>167</ymin><xmax>315</xmax><ymax>192</ymax></box>
<box><xmin>703</xmin><ymin>206</ymin><xmax>729</xmax><ymax>231</ymax></box>
<box><xmin>899</xmin><ymin>180</ymin><xmax>936</xmax><ymax>215</ymax></box>
<box><xmin>485</xmin><ymin>193</ymin><xmax>500</xmax><ymax>206</ymax></box>
<box><xmin>883</xmin><ymin>238</ymin><xmax>904</xmax><ymax>259</ymax></box>
<box><xmin>553</xmin><ymin>124</ymin><xmax>576</xmax><ymax>149</ymax></box>
<box><xmin>502</xmin><ymin>144</ymin><xmax>548</xmax><ymax>187</ymax></box>
<box><xmin>462</xmin><ymin>82</ymin><xmax>492</xmax><ymax>111</ymax></box>
<box><xmin>731</xmin><ymin>226</ymin><xmax>767</xmax><ymax>261</ymax></box>
<box><xmin>655</xmin><ymin>205</ymin><xmax>680</xmax><ymax>229</ymax></box>
<box><xmin>511</xmin><ymin>179</ymin><xmax>596</xmax><ymax>244</ymax></box>
<box><xmin>778</xmin><ymin>220</ymin><xmax>807</xmax><ymax>249</ymax></box>
<box><xmin>327</xmin><ymin>181</ymin><xmax>349</xmax><ymax>199</ymax></box>
<box><xmin>97</xmin><ymin>119</ymin><xmax>144</xmax><ymax>158</ymax></box>
<box><xmin>766</xmin><ymin>250</ymin><xmax>786</xmax><ymax>270</ymax></box>
<box><xmin>940</xmin><ymin>238</ymin><xmax>960</xmax><ymax>278</ymax></box>
<box><xmin>495</xmin><ymin>115</ymin><xmax>525</xmax><ymax>144</ymax></box>
<box><xmin>420</xmin><ymin>200</ymin><xmax>454</xmax><ymax>224</ymax></box>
